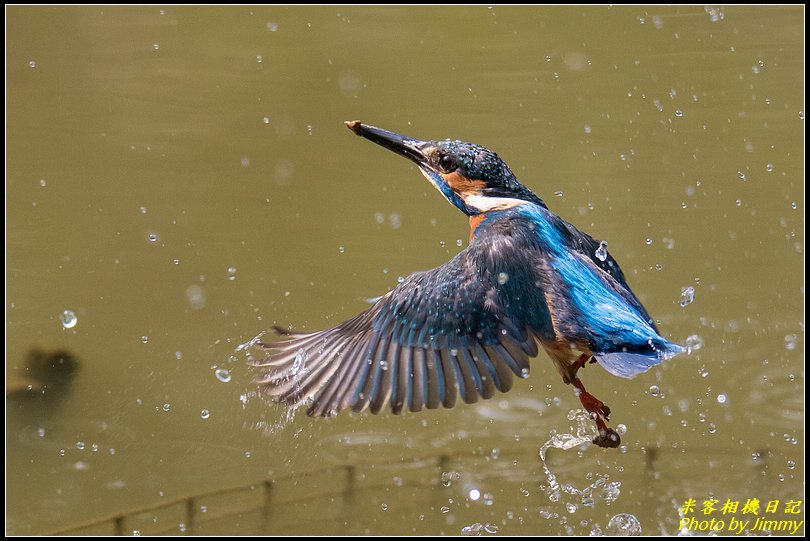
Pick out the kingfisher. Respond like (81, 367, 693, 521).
(252, 121, 684, 448)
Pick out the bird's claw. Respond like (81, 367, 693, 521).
(593, 427, 621, 448)
(571, 375, 621, 449)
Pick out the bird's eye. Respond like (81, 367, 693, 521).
(437, 153, 456, 173)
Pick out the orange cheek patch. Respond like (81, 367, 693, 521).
(442, 172, 485, 194)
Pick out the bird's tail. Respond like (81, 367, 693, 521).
(594, 339, 685, 379)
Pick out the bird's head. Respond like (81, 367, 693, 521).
(346, 121, 545, 216)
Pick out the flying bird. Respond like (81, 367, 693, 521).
(252, 121, 684, 448)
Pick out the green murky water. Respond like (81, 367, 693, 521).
(7, 5, 804, 535)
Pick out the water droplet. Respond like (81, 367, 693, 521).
(648, 385, 660, 396)
(606, 514, 642, 535)
(554, 190, 564, 197)
(28, 60, 37, 68)
(645, 237, 653, 245)
(737, 170, 747, 181)
(266, 22, 278, 31)
(704, 6, 725, 22)
(39, 179, 47, 187)
(162, 403, 170, 412)
(439, 240, 446, 247)
(456, 239, 463, 247)
(338, 245, 345, 253)
(717, 393, 727, 405)
(566, 502, 578, 513)
(262, 116, 270, 124)
(616, 423, 627, 435)
(215, 368, 232, 383)
(490, 448, 500, 460)
(60, 310, 78, 329)
(440, 506, 450, 514)
(255, 55, 263, 64)
(497, 272, 509, 285)
(461, 523, 483, 536)
(707, 423, 717, 434)
(141, 335, 149, 344)
(291, 349, 306, 374)
(679, 286, 695, 307)
(152, 43, 160, 50)
(787, 459, 796, 470)
(76, 441, 85, 450)
(186, 284, 206, 310)
(662, 237, 675, 249)
(468, 488, 481, 501)
(441, 471, 459, 487)
(584, 125, 592, 134)
(381, 503, 388, 511)
(686, 335, 704, 352)
(147, 233, 158, 243)
(388, 212, 402, 229)
(595, 240, 608, 261)
(674, 109, 683, 117)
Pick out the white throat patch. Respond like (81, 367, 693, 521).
(463, 194, 527, 213)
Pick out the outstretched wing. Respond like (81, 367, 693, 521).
(252, 228, 551, 417)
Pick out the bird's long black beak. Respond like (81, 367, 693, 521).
(345, 121, 428, 166)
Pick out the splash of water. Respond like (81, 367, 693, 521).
(538, 409, 597, 502)
(235, 331, 268, 353)
(236, 330, 304, 434)
(538, 409, 621, 507)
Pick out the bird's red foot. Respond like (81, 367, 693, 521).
(570, 367, 621, 449)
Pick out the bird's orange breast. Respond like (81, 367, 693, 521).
(468, 214, 487, 241)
